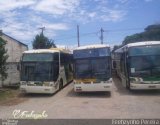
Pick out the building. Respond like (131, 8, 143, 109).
(0, 30, 28, 86)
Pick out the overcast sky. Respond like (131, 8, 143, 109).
(0, 0, 160, 48)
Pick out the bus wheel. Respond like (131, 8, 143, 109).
(59, 79, 63, 90)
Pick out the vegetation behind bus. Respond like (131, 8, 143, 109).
(0, 37, 8, 86)
(112, 24, 160, 52)
(32, 33, 56, 49)
(123, 24, 160, 45)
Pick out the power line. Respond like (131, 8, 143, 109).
(16, 27, 147, 46)
(54, 31, 99, 41)
(0, 27, 144, 34)
(104, 28, 144, 32)
(1, 27, 148, 45)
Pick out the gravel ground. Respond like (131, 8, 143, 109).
(0, 77, 160, 119)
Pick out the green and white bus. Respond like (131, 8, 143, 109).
(114, 41, 160, 90)
(20, 48, 73, 94)
(73, 44, 112, 92)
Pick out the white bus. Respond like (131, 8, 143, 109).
(114, 41, 160, 90)
(20, 48, 73, 94)
(73, 44, 112, 92)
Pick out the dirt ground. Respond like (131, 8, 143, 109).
(0, 88, 27, 106)
(0, 77, 160, 119)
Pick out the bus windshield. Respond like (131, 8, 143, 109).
(75, 57, 111, 80)
(21, 53, 59, 81)
(128, 46, 160, 77)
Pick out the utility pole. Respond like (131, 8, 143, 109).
(100, 28, 104, 44)
(39, 27, 45, 34)
(77, 25, 80, 47)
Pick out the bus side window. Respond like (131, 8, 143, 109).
(54, 53, 59, 61)
(120, 53, 125, 74)
(60, 53, 64, 65)
(53, 53, 59, 80)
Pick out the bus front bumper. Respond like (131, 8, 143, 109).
(74, 83, 112, 92)
(20, 85, 57, 94)
(130, 83, 160, 90)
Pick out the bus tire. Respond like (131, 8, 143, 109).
(59, 79, 63, 90)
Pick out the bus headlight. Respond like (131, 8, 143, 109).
(49, 82, 54, 86)
(108, 78, 112, 83)
(74, 82, 80, 84)
(130, 77, 143, 83)
(74, 80, 81, 84)
(130, 78, 136, 82)
(44, 82, 50, 86)
(20, 81, 26, 85)
(103, 78, 112, 83)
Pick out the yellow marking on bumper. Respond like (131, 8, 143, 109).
(75, 79, 96, 83)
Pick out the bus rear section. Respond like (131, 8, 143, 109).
(73, 44, 112, 92)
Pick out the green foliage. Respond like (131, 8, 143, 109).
(32, 33, 56, 49)
(112, 45, 122, 52)
(0, 37, 8, 82)
(145, 24, 160, 31)
(122, 24, 160, 45)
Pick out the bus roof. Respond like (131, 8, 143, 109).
(23, 48, 71, 54)
(74, 44, 110, 50)
(115, 41, 160, 53)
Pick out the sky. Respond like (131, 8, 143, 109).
(0, 0, 160, 49)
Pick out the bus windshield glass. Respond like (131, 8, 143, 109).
(75, 57, 111, 80)
(128, 45, 160, 77)
(21, 62, 54, 81)
(22, 53, 53, 62)
(74, 47, 110, 59)
(21, 53, 59, 81)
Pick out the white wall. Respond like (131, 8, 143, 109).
(0, 34, 28, 86)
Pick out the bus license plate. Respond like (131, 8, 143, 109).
(148, 86, 156, 88)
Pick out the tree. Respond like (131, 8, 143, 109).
(112, 45, 122, 52)
(0, 37, 8, 87)
(32, 33, 56, 49)
(145, 24, 160, 31)
(122, 24, 160, 45)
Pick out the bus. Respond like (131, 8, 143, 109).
(73, 44, 112, 92)
(20, 48, 73, 94)
(114, 41, 160, 90)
